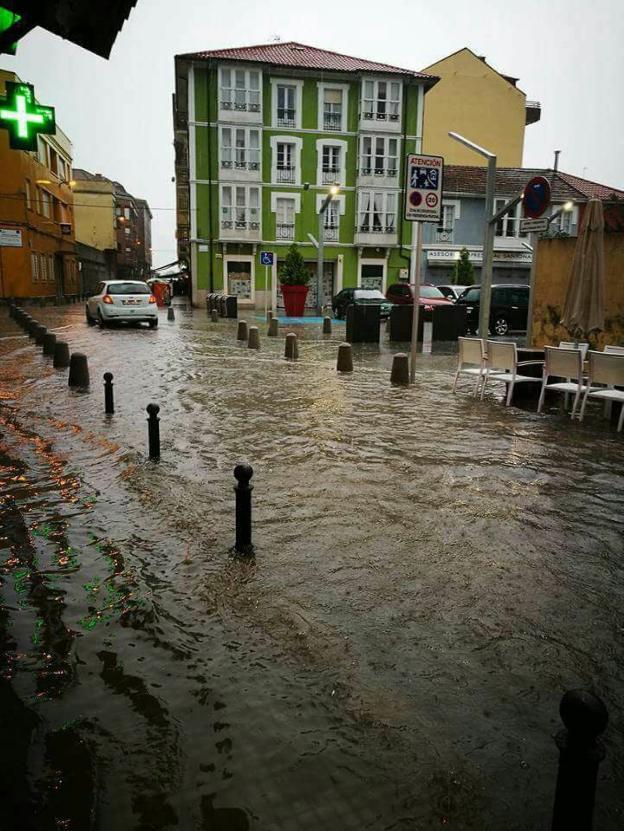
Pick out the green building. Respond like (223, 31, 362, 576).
(173, 42, 438, 309)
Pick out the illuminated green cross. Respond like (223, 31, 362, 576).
(0, 82, 55, 151)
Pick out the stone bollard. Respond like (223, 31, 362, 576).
(268, 317, 278, 337)
(146, 403, 160, 460)
(42, 332, 57, 356)
(390, 353, 410, 386)
(247, 326, 260, 350)
(53, 341, 70, 368)
(167, 306, 175, 321)
(336, 342, 353, 373)
(104, 372, 114, 415)
(322, 316, 332, 335)
(8, 303, 15, 318)
(551, 690, 608, 831)
(34, 324, 47, 346)
(267, 310, 273, 323)
(68, 353, 90, 388)
(211, 309, 219, 323)
(233, 464, 254, 556)
(236, 320, 248, 341)
(284, 332, 299, 360)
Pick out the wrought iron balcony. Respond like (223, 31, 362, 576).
(321, 169, 340, 185)
(276, 223, 294, 240)
(323, 112, 342, 131)
(435, 228, 454, 243)
(277, 109, 296, 128)
(323, 225, 339, 242)
(277, 167, 296, 183)
(359, 224, 396, 234)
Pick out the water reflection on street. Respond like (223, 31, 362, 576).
(1, 303, 623, 830)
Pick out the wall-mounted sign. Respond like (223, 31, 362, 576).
(0, 82, 55, 151)
(520, 217, 549, 233)
(404, 154, 444, 223)
(0, 228, 22, 247)
(427, 248, 532, 265)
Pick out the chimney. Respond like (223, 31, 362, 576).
(553, 150, 561, 172)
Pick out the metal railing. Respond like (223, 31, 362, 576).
(358, 224, 396, 234)
(435, 228, 454, 243)
(321, 169, 340, 184)
(323, 225, 339, 241)
(276, 168, 296, 183)
(358, 165, 398, 177)
(323, 112, 342, 131)
(276, 223, 294, 240)
(277, 109, 295, 127)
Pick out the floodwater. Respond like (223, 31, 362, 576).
(1, 302, 623, 830)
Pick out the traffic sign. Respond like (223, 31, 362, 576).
(0, 82, 55, 151)
(523, 176, 551, 219)
(405, 154, 444, 223)
(520, 217, 549, 233)
(260, 251, 274, 266)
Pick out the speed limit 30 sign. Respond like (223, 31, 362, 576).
(405, 154, 444, 223)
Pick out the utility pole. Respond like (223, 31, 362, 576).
(316, 186, 339, 316)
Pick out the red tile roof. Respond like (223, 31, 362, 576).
(178, 41, 437, 84)
(444, 166, 624, 201)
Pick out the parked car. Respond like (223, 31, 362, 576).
(385, 283, 454, 309)
(455, 284, 530, 336)
(86, 280, 159, 328)
(332, 288, 393, 320)
(437, 284, 469, 302)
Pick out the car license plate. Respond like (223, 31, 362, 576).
(466, 306, 473, 312)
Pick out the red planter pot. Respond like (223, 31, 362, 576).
(281, 284, 309, 317)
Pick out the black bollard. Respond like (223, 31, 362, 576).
(103, 372, 114, 414)
(551, 690, 608, 831)
(146, 403, 160, 460)
(42, 332, 57, 356)
(167, 306, 175, 321)
(68, 353, 90, 388)
(26, 318, 38, 336)
(233, 464, 254, 556)
(34, 324, 47, 345)
(53, 341, 70, 368)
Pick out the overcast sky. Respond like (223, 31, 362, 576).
(3, 0, 623, 267)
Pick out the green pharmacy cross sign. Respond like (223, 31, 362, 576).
(0, 82, 55, 151)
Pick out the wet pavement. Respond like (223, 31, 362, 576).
(1, 302, 623, 830)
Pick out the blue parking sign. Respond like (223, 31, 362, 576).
(260, 251, 274, 266)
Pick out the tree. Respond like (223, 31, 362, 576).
(453, 247, 475, 285)
(280, 243, 310, 285)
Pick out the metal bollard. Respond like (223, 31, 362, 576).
(167, 306, 175, 321)
(233, 464, 254, 556)
(237, 320, 248, 341)
(68, 353, 90, 388)
(284, 332, 299, 360)
(390, 353, 410, 386)
(336, 342, 353, 373)
(247, 326, 260, 349)
(268, 317, 278, 337)
(211, 309, 219, 323)
(551, 690, 608, 831)
(53, 341, 70, 368)
(104, 372, 114, 415)
(34, 324, 48, 345)
(146, 403, 160, 460)
(26, 318, 38, 336)
(42, 332, 57, 356)
(322, 316, 332, 335)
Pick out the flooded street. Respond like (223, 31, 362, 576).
(1, 302, 623, 830)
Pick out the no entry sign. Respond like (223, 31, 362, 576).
(405, 154, 444, 223)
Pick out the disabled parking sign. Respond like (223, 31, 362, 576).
(405, 154, 444, 223)
(260, 251, 274, 266)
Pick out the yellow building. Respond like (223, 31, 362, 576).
(72, 170, 115, 250)
(0, 69, 78, 300)
(422, 48, 540, 167)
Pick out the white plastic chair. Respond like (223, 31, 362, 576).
(604, 345, 624, 355)
(579, 351, 624, 432)
(482, 341, 543, 406)
(537, 347, 586, 418)
(453, 337, 487, 397)
(558, 342, 589, 409)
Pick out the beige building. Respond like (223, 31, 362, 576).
(422, 48, 540, 167)
(73, 170, 116, 250)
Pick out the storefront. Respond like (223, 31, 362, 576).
(424, 246, 533, 285)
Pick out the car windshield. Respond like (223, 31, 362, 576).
(420, 286, 445, 299)
(107, 282, 151, 295)
(461, 288, 481, 303)
(354, 290, 386, 300)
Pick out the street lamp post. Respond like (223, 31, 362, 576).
(317, 185, 339, 316)
(448, 132, 496, 338)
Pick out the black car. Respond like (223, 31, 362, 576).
(332, 288, 393, 320)
(456, 284, 530, 336)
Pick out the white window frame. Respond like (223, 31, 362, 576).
(315, 193, 346, 243)
(223, 253, 255, 303)
(357, 191, 398, 233)
(550, 204, 579, 236)
(220, 185, 261, 233)
(219, 126, 261, 174)
(317, 82, 349, 133)
(358, 135, 399, 178)
(219, 66, 262, 115)
(358, 257, 388, 292)
(360, 78, 402, 126)
(270, 135, 303, 185)
(436, 199, 461, 242)
(495, 198, 527, 240)
(271, 78, 304, 130)
(315, 138, 348, 187)
(31, 252, 39, 282)
(271, 192, 300, 241)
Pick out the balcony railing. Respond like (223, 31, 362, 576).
(323, 112, 342, 131)
(276, 167, 296, 183)
(435, 228, 454, 243)
(358, 224, 396, 234)
(361, 110, 400, 123)
(321, 169, 340, 184)
(277, 108, 296, 127)
(220, 96, 261, 113)
(276, 223, 295, 240)
(221, 159, 260, 171)
(358, 165, 398, 177)
(323, 225, 339, 242)
(221, 215, 260, 232)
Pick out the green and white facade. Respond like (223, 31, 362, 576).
(173, 43, 438, 308)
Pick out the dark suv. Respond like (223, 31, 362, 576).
(456, 284, 529, 336)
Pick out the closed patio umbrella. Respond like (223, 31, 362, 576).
(561, 198, 605, 339)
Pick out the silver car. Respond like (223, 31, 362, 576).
(437, 285, 469, 302)
(86, 280, 159, 328)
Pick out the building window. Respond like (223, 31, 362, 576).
(550, 205, 578, 236)
(436, 204, 456, 243)
(359, 136, 398, 176)
(25, 179, 31, 210)
(323, 88, 343, 131)
(37, 137, 48, 167)
(31, 252, 39, 282)
(124, 207, 130, 220)
(220, 68, 261, 113)
(276, 84, 296, 127)
(323, 200, 340, 242)
(495, 199, 527, 238)
(361, 79, 401, 122)
(48, 255, 55, 282)
(276, 142, 295, 183)
(275, 197, 295, 240)
(221, 185, 260, 230)
(358, 191, 397, 233)
(360, 263, 384, 291)
(40, 189, 51, 218)
(221, 127, 260, 171)
(226, 260, 253, 299)
(320, 145, 341, 185)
